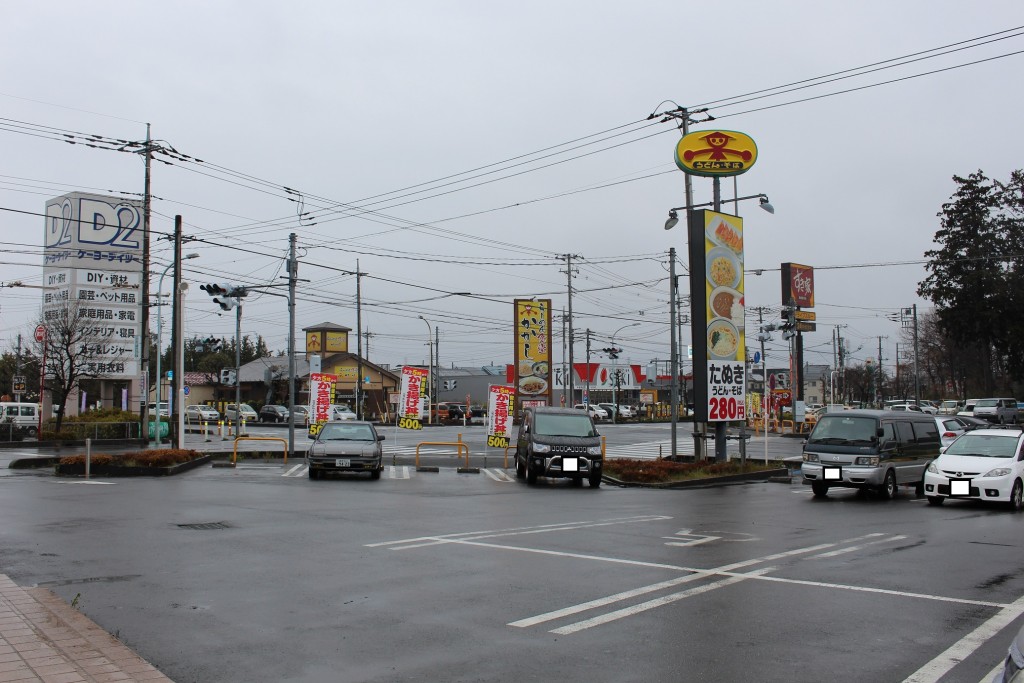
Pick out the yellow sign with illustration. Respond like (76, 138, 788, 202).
(675, 130, 758, 177)
(514, 299, 552, 404)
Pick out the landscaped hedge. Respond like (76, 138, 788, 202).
(603, 458, 780, 484)
(59, 448, 200, 468)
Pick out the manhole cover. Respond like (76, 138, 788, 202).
(177, 522, 232, 530)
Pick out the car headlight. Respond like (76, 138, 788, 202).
(855, 456, 880, 466)
(803, 453, 818, 462)
(983, 467, 1012, 477)
(587, 445, 602, 456)
(533, 443, 551, 454)
(927, 462, 938, 473)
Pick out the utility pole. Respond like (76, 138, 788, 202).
(139, 123, 153, 437)
(14, 334, 23, 402)
(558, 254, 580, 405)
(355, 261, 364, 420)
(912, 304, 920, 401)
(561, 308, 568, 407)
(434, 325, 440, 404)
(287, 233, 297, 458)
(584, 329, 592, 405)
(877, 335, 887, 407)
(668, 248, 679, 459)
(170, 215, 183, 437)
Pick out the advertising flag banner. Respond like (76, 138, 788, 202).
(689, 209, 747, 423)
(398, 366, 428, 430)
(486, 385, 515, 448)
(514, 299, 552, 407)
(308, 372, 337, 437)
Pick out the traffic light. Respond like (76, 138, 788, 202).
(200, 283, 247, 311)
(780, 305, 796, 340)
(602, 347, 622, 359)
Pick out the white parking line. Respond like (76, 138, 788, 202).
(902, 594, 1024, 683)
(282, 464, 305, 477)
(550, 568, 776, 635)
(808, 535, 907, 558)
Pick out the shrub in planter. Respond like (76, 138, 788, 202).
(59, 448, 200, 468)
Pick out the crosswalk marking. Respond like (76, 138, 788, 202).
(482, 468, 514, 482)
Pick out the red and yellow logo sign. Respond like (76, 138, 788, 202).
(675, 130, 758, 177)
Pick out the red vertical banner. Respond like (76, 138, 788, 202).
(398, 366, 428, 430)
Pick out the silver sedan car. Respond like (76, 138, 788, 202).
(306, 421, 384, 480)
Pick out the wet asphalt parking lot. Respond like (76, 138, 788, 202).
(1, 427, 1023, 682)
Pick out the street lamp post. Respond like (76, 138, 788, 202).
(418, 315, 433, 424)
(154, 253, 198, 444)
(610, 322, 640, 424)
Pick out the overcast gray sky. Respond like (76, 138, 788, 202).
(2, 1, 1022, 377)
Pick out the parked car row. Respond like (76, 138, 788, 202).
(802, 408, 1024, 511)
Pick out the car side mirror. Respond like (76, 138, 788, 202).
(377, 434, 385, 441)
(876, 428, 885, 437)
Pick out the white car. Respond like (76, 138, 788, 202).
(923, 427, 1024, 510)
(185, 404, 220, 422)
(573, 404, 608, 420)
(934, 416, 966, 448)
(225, 403, 258, 423)
(329, 404, 357, 421)
(598, 403, 635, 420)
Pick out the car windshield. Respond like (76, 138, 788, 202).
(319, 424, 375, 441)
(976, 399, 999, 407)
(534, 413, 596, 437)
(944, 434, 1018, 458)
(807, 416, 877, 445)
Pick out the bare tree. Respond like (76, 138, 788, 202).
(33, 302, 126, 431)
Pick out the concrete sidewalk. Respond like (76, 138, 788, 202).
(0, 574, 171, 683)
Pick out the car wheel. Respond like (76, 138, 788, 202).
(308, 468, 318, 480)
(526, 465, 537, 485)
(1010, 479, 1023, 512)
(27, 426, 37, 437)
(515, 452, 525, 480)
(879, 469, 898, 500)
(370, 468, 381, 480)
(589, 471, 602, 488)
(811, 480, 829, 498)
(927, 495, 944, 506)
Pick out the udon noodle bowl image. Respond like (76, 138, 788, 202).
(710, 256, 737, 288)
(708, 321, 739, 358)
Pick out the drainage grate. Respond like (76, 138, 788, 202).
(177, 521, 232, 530)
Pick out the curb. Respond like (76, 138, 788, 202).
(54, 453, 214, 477)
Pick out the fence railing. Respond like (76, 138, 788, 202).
(41, 421, 143, 441)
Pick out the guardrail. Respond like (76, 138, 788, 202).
(415, 433, 469, 469)
(231, 436, 289, 465)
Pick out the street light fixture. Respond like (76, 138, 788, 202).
(154, 253, 198, 444)
(610, 322, 640, 424)
(417, 315, 433, 424)
(664, 193, 774, 230)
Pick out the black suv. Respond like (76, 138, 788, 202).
(514, 406, 603, 487)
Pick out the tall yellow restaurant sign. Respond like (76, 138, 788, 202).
(675, 130, 758, 177)
(513, 299, 552, 407)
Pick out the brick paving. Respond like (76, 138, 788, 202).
(0, 574, 172, 683)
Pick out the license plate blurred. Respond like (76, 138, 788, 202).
(562, 457, 578, 472)
(335, 459, 351, 467)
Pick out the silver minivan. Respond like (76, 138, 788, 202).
(802, 409, 941, 499)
